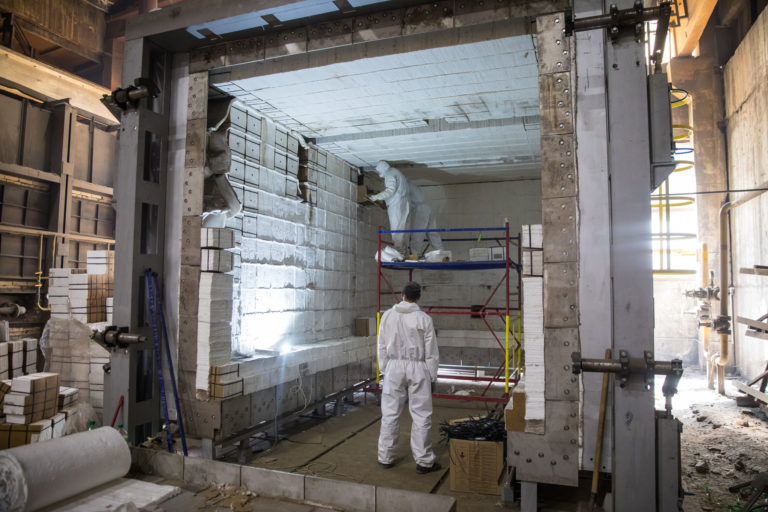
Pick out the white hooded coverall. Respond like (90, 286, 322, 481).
(377, 300, 439, 466)
(369, 161, 443, 256)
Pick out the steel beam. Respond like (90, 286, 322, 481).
(605, 1, 656, 509)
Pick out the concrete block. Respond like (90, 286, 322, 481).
(305, 476, 375, 512)
(131, 447, 183, 481)
(184, 456, 241, 487)
(242, 466, 305, 501)
(375, 486, 456, 512)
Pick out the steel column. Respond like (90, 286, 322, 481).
(605, 3, 656, 509)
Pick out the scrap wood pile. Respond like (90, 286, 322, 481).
(439, 410, 506, 443)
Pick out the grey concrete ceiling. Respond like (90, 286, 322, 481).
(217, 35, 540, 185)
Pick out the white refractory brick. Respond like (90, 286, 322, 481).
(522, 224, 543, 249)
(201, 228, 235, 249)
(469, 248, 491, 261)
(49, 268, 71, 278)
(522, 250, 544, 277)
(198, 299, 233, 323)
(201, 249, 234, 273)
(522, 277, 544, 424)
(199, 272, 234, 297)
(86, 250, 111, 275)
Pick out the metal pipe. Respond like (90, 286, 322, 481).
(0, 303, 25, 317)
(0, 225, 115, 245)
(572, 5, 669, 32)
(717, 180, 768, 370)
(714, 180, 768, 393)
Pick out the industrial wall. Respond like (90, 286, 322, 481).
(724, 6, 768, 380)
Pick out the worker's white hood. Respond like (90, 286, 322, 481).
(394, 301, 420, 314)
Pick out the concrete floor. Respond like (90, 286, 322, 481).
(220, 393, 594, 511)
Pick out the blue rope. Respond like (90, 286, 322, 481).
(152, 272, 188, 456)
(145, 269, 173, 453)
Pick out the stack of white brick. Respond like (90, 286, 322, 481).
(197, 228, 235, 393)
(106, 297, 113, 325)
(522, 276, 544, 433)
(48, 269, 71, 320)
(68, 272, 89, 323)
(522, 224, 543, 277)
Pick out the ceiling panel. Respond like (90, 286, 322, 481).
(217, 34, 541, 184)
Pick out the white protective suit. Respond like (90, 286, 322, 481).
(369, 161, 443, 257)
(377, 300, 439, 466)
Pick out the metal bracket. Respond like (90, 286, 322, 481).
(572, 351, 683, 399)
(91, 326, 147, 350)
(566, 1, 672, 48)
(713, 314, 731, 335)
(101, 77, 159, 117)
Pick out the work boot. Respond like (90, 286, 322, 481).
(416, 461, 442, 474)
(379, 461, 395, 469)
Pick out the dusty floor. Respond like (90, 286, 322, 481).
(670, 369, 768, 511)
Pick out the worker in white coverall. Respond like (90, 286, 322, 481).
(377, 281, 441, 473)
(369, 161, 443, 258)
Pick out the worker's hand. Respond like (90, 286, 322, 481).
(431, 381, 436, 394)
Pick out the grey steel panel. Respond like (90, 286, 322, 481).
(71, 119, 91, 181)
(536, 14, 571, 75)
(541, 134, 576, 199)
(574, 14, 613, 474)
(656, 414, 683, 512)
(544, 328, 579, 401)
(605, 3, 656, 508)
(542, 196, 578, 263)
(539, 72, 574, 134)
(648, 73, 676, 190)
(543, 262, 579, 328)
(508, 401, 579, 486)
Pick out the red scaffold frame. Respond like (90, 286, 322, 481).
(368, 221, 522, 404)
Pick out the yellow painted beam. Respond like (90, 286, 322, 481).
(672, 0, 718, 56)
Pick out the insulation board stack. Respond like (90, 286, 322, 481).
(68, 272, 89, 323)
(522, 224, 543, 277)
(0, 379, 11, 412)
(0, 420, 53, 448)
(58, 386, 79, 410)
(23, 339, 38, 374)
(198, 228, 236, 396)
(0, 341, 25, 379)
(48, 268, 71, 320)
(86, 250, 114, 323)
(3, 372, 59, 424)
(522, 277, 544, 433)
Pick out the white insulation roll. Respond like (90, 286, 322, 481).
(0, 426, 131, 512)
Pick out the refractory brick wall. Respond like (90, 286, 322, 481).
(221, 101, 387, 354)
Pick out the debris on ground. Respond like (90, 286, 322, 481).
(676, 370, 768, 511)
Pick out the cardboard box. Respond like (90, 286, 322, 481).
(449, 439, 504, 495)
(0, 419, 53, 448)
(504, 390, 526, 432)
